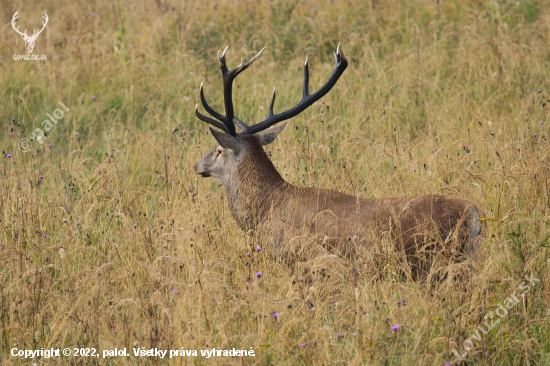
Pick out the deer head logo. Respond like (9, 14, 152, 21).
(12, 11, 49, 54)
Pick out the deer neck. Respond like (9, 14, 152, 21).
(223, 150, 290, 231)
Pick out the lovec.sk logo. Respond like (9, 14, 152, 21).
(12, 11, 48, 61)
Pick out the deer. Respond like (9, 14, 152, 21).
(193, 44, 483, 277)
(12, 11, 49, 54)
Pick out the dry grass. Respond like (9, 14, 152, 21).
(1, 0, 550, 364)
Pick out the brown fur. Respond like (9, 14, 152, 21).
(196, 133, 483, 271)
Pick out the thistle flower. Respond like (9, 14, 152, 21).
(272, 312, 277, 319)
(391, 324, 400, 332)
(6, 154, 11, 158)
(39, 175, 44, 180)
(171, 289, 177, 293)
(255, 246, 262, 252)
(92, 96, 96, 100)
(255, 271, 262, 279)
(301, 343, 306, 348)
(337, 333, 342, 340)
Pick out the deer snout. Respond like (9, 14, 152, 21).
(194, 162, 210, 177)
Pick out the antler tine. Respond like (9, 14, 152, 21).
(199, 82, 225, 122)
(247, 44, 348, 135)
(268, 87, 276, 117)
(303, 55, 310, 98)
(196, 47, 265, 136)
(194, 104, 229, 133)
(233, 117, 249, 132)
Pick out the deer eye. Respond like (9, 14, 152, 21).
(215, 150, 222, 158)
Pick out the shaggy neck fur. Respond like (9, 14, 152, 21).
(223, 134, 291, 230)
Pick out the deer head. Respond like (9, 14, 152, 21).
(194, 45, 348, 187)
(12, 11, 49, 54)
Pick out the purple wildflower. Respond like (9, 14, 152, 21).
(534, 133, 538, 137)
(171, 289, 177, 293)
(92, 96, 96, 100)
(48, 143, 52, 147)
(401, 298, 405, 305)
(39, 175, 44, 180)
(444, 363, 452, 366)
(43, 234, 47, 238)
(255, 271, 262, 279)
(6, 154, 11, 158)
(391, 324, 400, 332)
(301, 343, 306, 348)
(272, 312, 278, 319)
(246, 252, 250, 257)
(255, 246, 262, 252)
(337, 333, 342, 340)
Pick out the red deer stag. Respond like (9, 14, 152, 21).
(194, 45, 482, 274)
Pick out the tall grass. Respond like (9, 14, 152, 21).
(1, 0, 549, 364)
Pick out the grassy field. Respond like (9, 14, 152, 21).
(1, 0, 550, 364)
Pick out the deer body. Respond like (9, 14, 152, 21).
(194, 45, 482, 267)
(196, 132, 482, 261)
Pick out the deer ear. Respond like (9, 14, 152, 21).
(210, 128, 243, 153)
(256, 123, 287, 146)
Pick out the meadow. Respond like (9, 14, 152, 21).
(1, 0, 549, 364)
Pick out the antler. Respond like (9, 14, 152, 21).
(195, 44, 347, 136)
(30, 13, 48, 40)
(246, 44, 347, 134)
(11, 11, 28, 38)
(195, 46, 264, 136)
